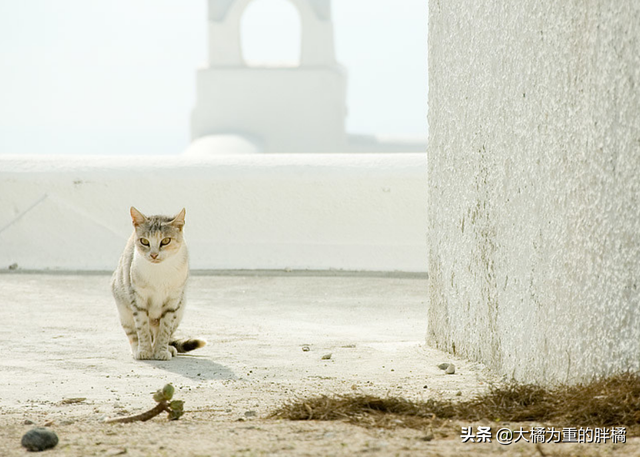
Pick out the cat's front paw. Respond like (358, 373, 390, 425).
(134, 347, 153, 360)
(152, 349, 173, 361)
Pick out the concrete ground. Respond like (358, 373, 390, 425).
(0, 272, 630, 456)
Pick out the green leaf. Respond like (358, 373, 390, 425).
(169, 400, 184, 411)
(162, 384, 175, 401)
(153, 390, 165, 403)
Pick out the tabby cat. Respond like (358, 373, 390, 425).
(111, 207, 205, 360)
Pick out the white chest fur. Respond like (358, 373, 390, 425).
(131, 245, 188, 316)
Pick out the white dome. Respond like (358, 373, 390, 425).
(183, 134, 263, 155)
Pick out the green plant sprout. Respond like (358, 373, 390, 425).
(105, 384, 184, 423)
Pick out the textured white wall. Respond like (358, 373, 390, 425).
(0, 154, 427, 272)
(427, 1, 640, 383)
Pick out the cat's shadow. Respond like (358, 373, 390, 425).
(142, 355, 238, 381)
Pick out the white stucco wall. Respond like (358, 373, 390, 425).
(427, 2, 640, 383)
(0, 154, 427, 272)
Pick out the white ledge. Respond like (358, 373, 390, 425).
(0, 154, 427, 272)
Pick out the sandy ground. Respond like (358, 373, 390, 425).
(1, 272, 636, 456)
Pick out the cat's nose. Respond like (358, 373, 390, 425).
(150, 253, 158, 259)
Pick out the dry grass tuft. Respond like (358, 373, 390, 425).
(270, 373, 640, 433)
(270, 394, 456, 430)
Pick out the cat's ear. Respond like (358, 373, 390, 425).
(130, 207, 147, 227)
(171, 208, 186, 231)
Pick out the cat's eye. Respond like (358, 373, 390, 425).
(160, 238, 171, 246)
(139, 238, 150, 246)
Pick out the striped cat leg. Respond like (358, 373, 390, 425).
(131, 303, 153, 360)
(152, 308, 181, 360)
(115, 298, 140, 356)
(121, 323, 139, 354)
(114, 295, 145, 358)
(152, 297, 184, 360)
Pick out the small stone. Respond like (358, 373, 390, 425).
(456, 391, 462, 396)
(244, 410, 257, 418)
(445, 363, 456, 374)
(302, 346, 310, 352)
(421, 429, 435, 441)
(8, 262, 18, 270)
(60, 397, 86, 405)
(105, 448, 127, 456)
(21, 427, 59, 452)
(437, 363, 450, 370)
(23, 419, 35, 425)
(321, 353, 332, 360)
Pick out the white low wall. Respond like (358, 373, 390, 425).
(0, 154, 427, 272)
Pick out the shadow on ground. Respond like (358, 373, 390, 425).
(142, 355, 237, 381)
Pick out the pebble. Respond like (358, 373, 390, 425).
(321, 353, 332, 360)
(21, 427, 59, 452)
(23, 419, 35, 425)
(445, 363, 456, 375)
(437, 363, 450, 370)
(421, 428, 435, 441)
(60, 397, 86, 405)
(301, 346, 310, 352)
(8, 262, 18, 270)
(244, 410, 257, 418)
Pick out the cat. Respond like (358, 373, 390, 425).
(111, 207, 206, 360)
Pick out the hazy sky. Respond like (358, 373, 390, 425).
(0, 0, 427, 155)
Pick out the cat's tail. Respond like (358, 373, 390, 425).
(170, 338, 207, 353)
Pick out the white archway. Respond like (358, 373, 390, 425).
(206, 0, 337, 67)
(192, 0, 347, 152)
(240, 0, 302, 67)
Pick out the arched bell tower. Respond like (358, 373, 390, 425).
(191, 0, 347, 153)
